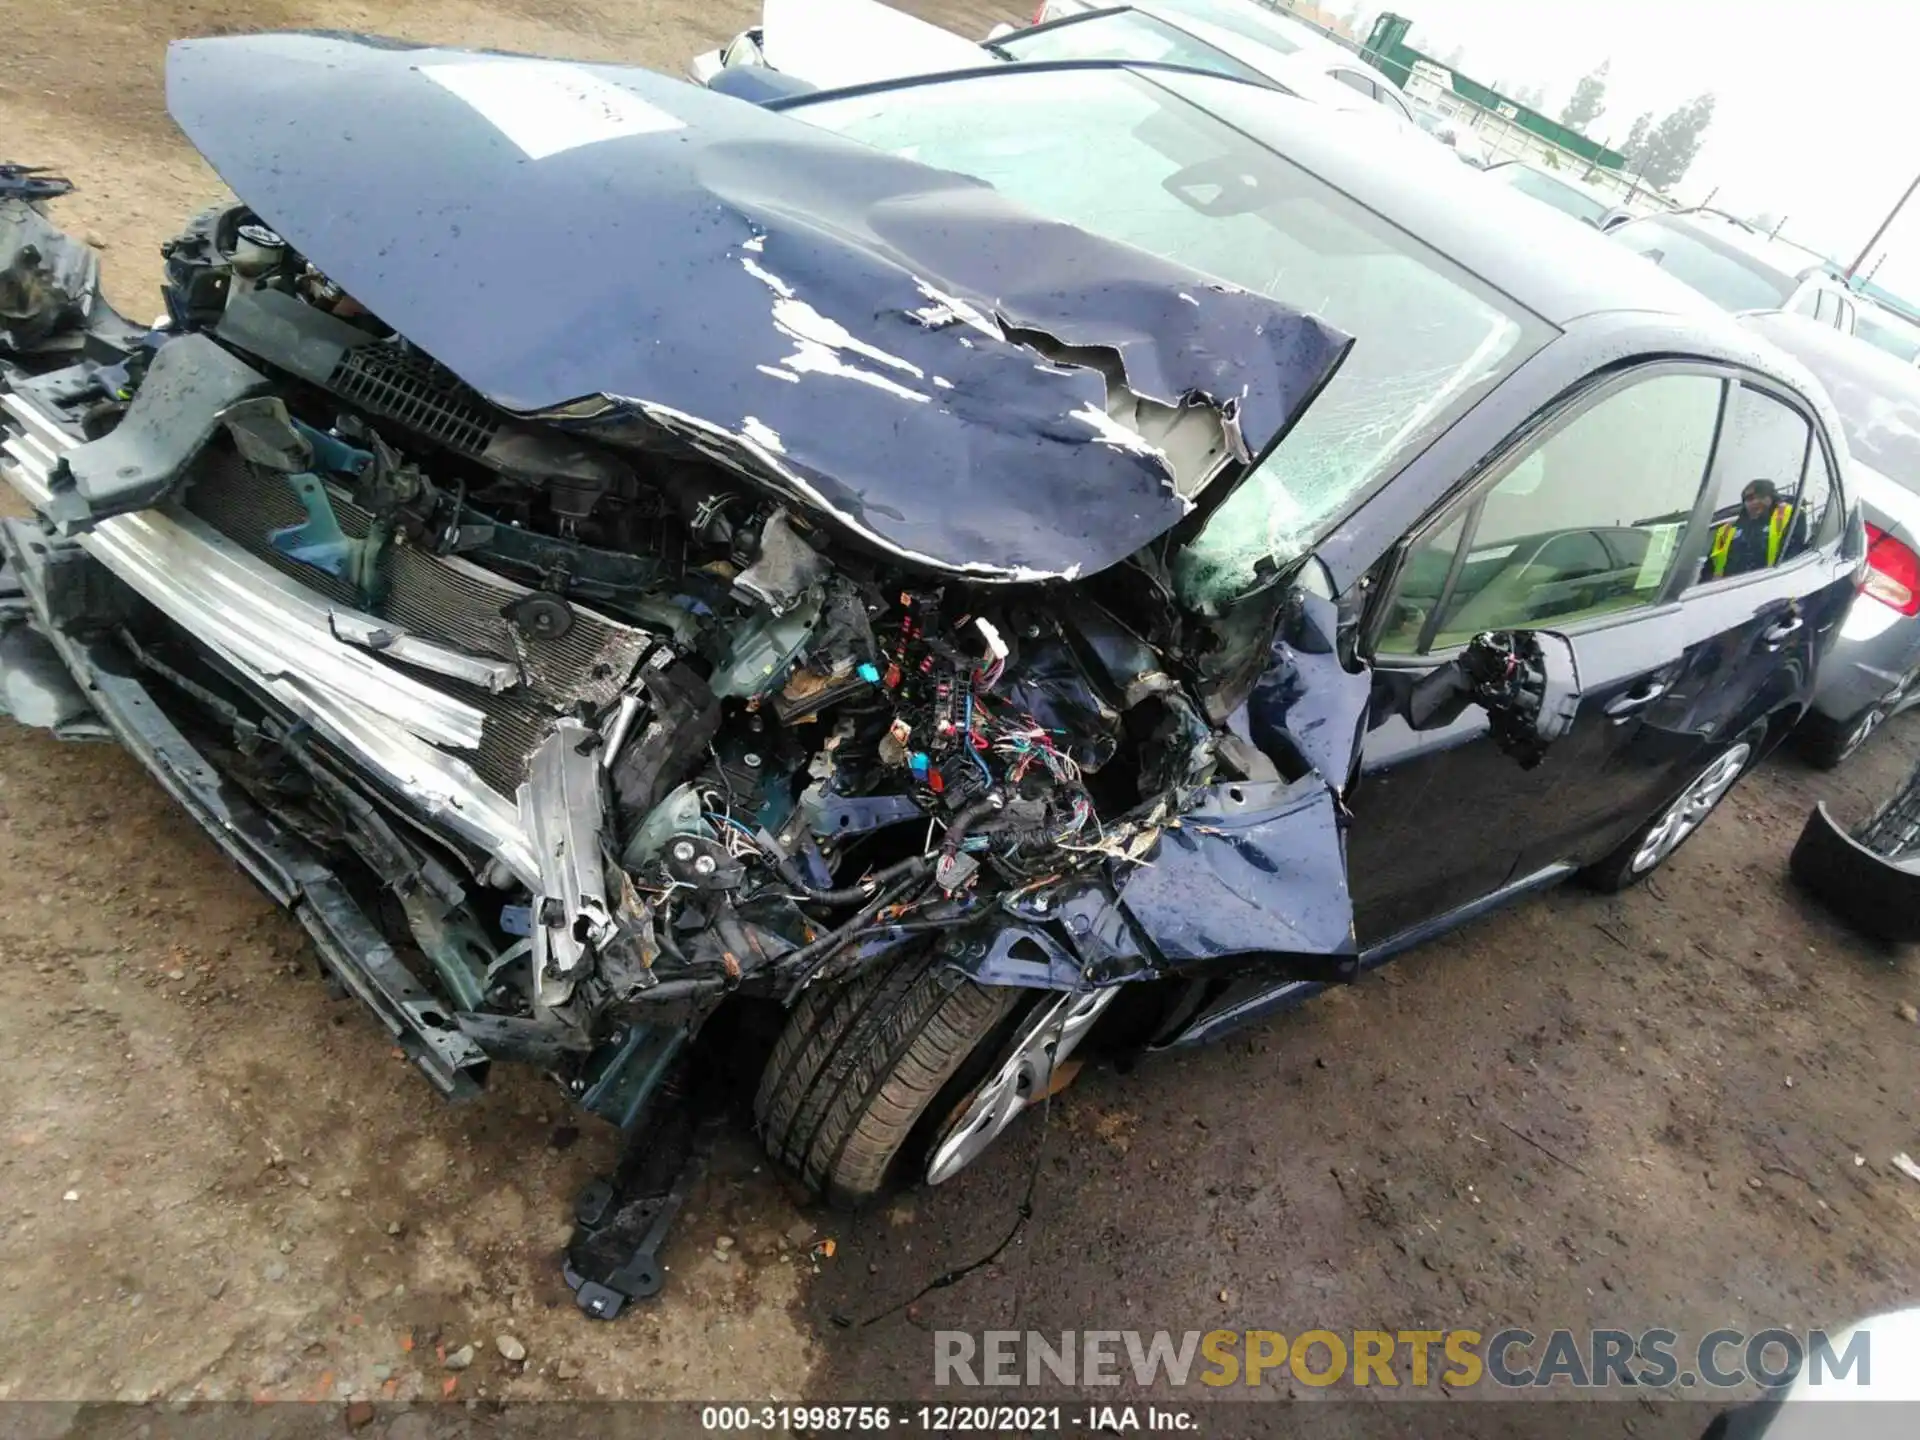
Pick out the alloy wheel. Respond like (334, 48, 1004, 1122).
(1630, 743, 1753, 876)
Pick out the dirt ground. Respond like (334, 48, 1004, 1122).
(2, 0, 1918, 1428)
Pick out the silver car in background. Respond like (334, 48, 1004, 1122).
(1030, 0, 1419, 117)
(1607, 210, 1861, 334)
(1852, 295, 1920, 366)
(1483, 159, 1612, 226)
(1742, 310, 1920, 765)
(692, 1, 1448, 158)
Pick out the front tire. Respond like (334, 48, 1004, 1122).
(755, 947, 1021, 1209)
(1579, 728, 1760, 893)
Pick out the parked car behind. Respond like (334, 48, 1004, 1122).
(0, 44, 1863, 1211)
(1410, 105, 1489, 166)
(1740, 311, 1920, 765)
(1607, 210, 1860, 332)
(1027, 0, 1418, 117)
(1483, 160, 1613, 226)
(694, 0, 1445, 156)
(1851, 295, 1920, 366)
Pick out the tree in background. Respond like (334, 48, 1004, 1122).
(1638, 94, 1716, 189)
(1559, 60, 1610, 134)
(1513, 84, 1549, 112)
(1442, 43, 1468, 70)
(1621, 111, 1655, 171)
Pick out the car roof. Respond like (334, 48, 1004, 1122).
(1134, 71, 1736, 328)
(1617, 209, 1839, 285)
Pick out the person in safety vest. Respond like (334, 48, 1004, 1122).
(1706, 479, 1796, 579)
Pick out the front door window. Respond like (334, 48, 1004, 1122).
(1379, 372, 1725, 654)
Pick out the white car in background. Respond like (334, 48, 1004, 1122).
(1852, 294, 1920, 366)
(1027, 0, 1417, 118)
(691, 0, 1446, 157)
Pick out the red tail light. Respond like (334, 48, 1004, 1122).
(1031, 2, 1048, 22)
(1864, 522, 1920, 616)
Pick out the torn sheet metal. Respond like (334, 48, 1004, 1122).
(164, 33, 1351, 582)
(519, 719, 619, 1004)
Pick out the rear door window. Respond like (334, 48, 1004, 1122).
(1694, 386, 1812, 583)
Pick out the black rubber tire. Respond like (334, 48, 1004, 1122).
(755, 948, 1020, 1209)
(1792, 706, 1880, 771)
(1578, 725, 1763, 894)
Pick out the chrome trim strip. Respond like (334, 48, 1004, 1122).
(327, 611, 520, 694)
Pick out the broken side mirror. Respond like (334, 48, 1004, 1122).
(1405, 629, 1580, 770)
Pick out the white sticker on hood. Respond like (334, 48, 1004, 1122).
(419, 59, 684, 160)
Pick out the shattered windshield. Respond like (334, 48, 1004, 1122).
(789, 65, 1539, 607)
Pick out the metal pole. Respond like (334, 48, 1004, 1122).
(1848, 170, 1920, 280)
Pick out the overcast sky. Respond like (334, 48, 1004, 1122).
(1381, 0, 1920, 292)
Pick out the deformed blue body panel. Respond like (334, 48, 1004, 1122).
(164, 34, 1351, 581)
(1114, 778, 1356, 963)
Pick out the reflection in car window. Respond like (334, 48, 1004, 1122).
(790, 68, 1544, 611)
(998, 10, 1268, 84)
(1814, 289, 1842, 326)
(1611, 220, 1796, 312)
(1698, 388, 1811, 582)
(1490, 165, 1608, 225)
(1380, 374, 1724, 653)
(1330, 69, 1378, 99)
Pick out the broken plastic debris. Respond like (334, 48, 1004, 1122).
(809, 1238, 837, 1262)
(1894, 1153, 1920, 1184)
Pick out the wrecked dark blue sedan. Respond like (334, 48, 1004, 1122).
(0, 39, 1864, 1241)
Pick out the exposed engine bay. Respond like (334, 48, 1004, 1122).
(1, 191, 1362, 1123)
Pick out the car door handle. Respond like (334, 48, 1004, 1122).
(1604, 679, 1670, 719)
(1762, 615, 1804, 646)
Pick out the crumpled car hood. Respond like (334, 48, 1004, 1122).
(165, 33, 1351, 581)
